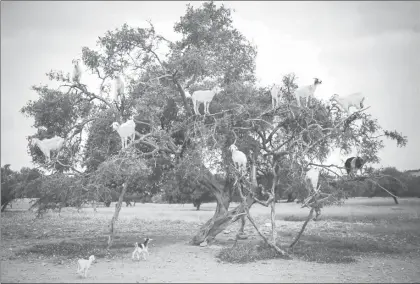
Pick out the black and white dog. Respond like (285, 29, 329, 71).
(344, 156, 366, 177)
(132, 238, 153, 261)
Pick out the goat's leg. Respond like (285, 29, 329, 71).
(192, 100, 197, 115)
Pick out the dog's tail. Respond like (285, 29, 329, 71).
(134, 242, 139, 248)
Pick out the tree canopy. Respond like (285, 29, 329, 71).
(19, 1, 407, 247)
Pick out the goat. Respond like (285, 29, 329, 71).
(113, 75, 125, 102)
(72, 59, 82, 83)
(186, 86, 222, 115)
(132, 238, 153, 261)
(271, 84, 282, 109)
(302, 167, 322, 220)
(31, 136, 65, 162)
(229, 144, 247, 174)
(293, 78, 322, 107)
(111, 119, 136, 149)
(344, 156, 366, 177)
(331, 92, 365, 114)
(77, 255, 95, 278)
(305, 167, 321, 193)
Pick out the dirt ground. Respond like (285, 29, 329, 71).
(2, 198, 420, 283)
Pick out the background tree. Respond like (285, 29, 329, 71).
(1, 164, 17, 211)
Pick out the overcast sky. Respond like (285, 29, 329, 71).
(1, 1, 420, 172)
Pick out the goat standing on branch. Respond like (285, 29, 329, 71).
(113, 75, 125, 103)
(112, 119, 136, 149)
(72, 59, 82, 83)
(271, 84, 282, 109)
(229, 144, 247, 175)
(301, 167, 323, 220)
(305, 167, 321, 194)
(331, 92, 366, 114)
(344, 156, 366, 178)
(293, 78, 322, 107)
(31, 136, 65, 163)
(186, 86, 222, 115)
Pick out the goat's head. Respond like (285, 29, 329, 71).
(30, 137, 40, 147)
(271, 84, 280, 92)
(88, 255, 95, 262)
(72, 59, 80, 66)
(229, 144, 238, 152)
(313, 78, 322, 85)
(111, 122, 120, 130)
(212, 86, 222, 94)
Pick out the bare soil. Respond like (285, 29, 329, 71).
(2, 198, 420, 283)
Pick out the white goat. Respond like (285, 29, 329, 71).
(331, 92, 365, 114)
(72, 60, 82, 83)
(305, 167, 321, 193)
(112, 119, 136, 149)
(294, 78, 322, 107)
(187, 86, 222, 115)
(77, 255, 95, 278)
(31, 136, 65, 162)
(113, 75, 125, 102)
(271, 84, 282, 109)
(229, 144, 247, 174)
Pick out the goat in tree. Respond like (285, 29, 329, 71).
(186, 86, 222, 115)
(229, 144, 247, 174)
(31, 136, 65, 163)
(111, 119, 136, 149)
(293, 78, 322, 107)
(113, 75, 125, 103)
(331, 92, 366, 114)
(271, 84, 282, 109)
(301, 167, 323, 220)
(72, 59, 82, 83)
(344, 156, 366, 178)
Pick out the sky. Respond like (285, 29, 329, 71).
(1, 1, 420, 172)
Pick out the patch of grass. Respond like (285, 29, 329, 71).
(290, 241, 356, 263)
(217, 242, 286, 264)
(16, 240, 109, 259)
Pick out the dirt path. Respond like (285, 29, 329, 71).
(2, 240, 420, 283)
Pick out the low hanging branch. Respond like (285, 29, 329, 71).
(289, 207, 315, 248)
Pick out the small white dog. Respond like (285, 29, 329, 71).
(132, 238, 153, 261)
(77, 255, 95, 278)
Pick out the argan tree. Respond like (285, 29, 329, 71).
(20, 1, 407, 251)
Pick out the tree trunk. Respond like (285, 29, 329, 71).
(191, 191, 254, 245)
(270, 197, 277, 243)
(107, 183, 128, 249)
(270, 170, 279, 243)
(1, 202, 9, 212)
